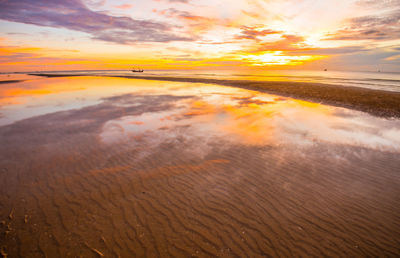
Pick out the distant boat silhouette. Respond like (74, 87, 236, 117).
(132, 67, 144, 72)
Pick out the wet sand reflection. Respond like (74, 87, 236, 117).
(0, 76, 400, 257)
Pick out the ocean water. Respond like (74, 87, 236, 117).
(12, 69, 400, 92)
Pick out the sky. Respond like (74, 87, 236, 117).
(0, 0, 399, 72)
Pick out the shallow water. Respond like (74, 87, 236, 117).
(0, 77, 399, 257)
(22, 69, 400, 92)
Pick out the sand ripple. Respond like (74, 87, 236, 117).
(1, 85, 399, 257)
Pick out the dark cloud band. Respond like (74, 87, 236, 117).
(0, 0, 191, 44)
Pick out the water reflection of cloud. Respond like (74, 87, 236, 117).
(276, 105, 400, 152)
(2, 76, 400, 157)
(99, 89, 400, 154)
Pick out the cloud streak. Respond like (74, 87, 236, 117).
(0, 0, 191, 44)
(235, 26, 281, 41)
(355, 0, 400, 8)
(250, 34, 308, 52)
(114, 4, 133, 9)
(293, 46, 367, 55)
(154, 0, 190, 3)
(326, 10, 400, 41)
(156, 8, 219, 34)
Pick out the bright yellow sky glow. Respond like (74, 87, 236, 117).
(240, 51, 325, 66)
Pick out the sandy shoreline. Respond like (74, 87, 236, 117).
(1, 76, 400, 256)
(30, 73, 400, 118)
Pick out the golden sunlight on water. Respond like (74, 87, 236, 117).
(1, 76, 400, 257)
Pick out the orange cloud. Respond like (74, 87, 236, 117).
(129, 121, 144, 125)
(0, 43, 102, 71)
(156, 8, 218, 34)
(251, 34, 310, 52)
(114, 4, 133, 9)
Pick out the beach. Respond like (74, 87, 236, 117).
(0, 75, 400, 257)
(2, 0, 400, 255)
(31, 73, 400, 118)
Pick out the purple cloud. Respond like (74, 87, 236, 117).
(326, 10, 400, 41)
(157, 0, 190, 3)
(355, 0, 400, 8)
(235, 26, 282, 41)
(0, 0, 191, 44)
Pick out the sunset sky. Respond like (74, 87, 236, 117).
(0, 0, 399, 72)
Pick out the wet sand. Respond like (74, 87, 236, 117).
(31, 73, 400, 118)
(1, 77, 400, 257)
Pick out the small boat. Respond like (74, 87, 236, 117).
(132, 67, 144, 72)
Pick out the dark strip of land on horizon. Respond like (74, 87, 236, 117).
(0, 80, 24, 84)
(29, 73, 400, 118)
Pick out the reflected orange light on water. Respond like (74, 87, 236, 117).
(0, 76, 165, 106)
(221, 103, 276, 144)
(3, 76, 399, 152)
(174, 96, 334, 146)
(183, 100, 217, 117)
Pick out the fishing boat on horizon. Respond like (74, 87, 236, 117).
(132, 67, 144, 72)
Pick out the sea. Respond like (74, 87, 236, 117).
(5, 69, 399, 92)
